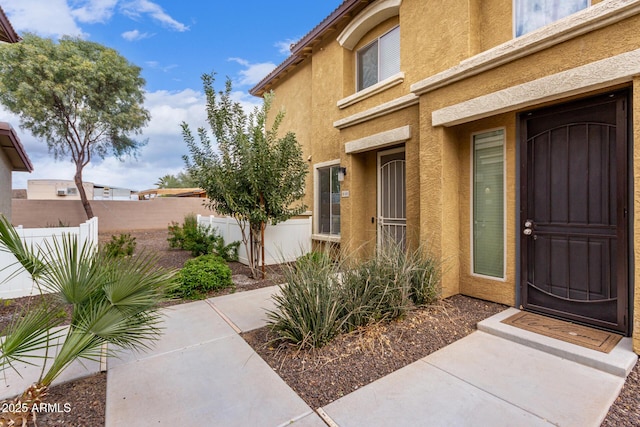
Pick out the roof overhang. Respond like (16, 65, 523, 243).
(0, 6, 20, 44)
(0, 123, 33, 172)
(250, 0, 373, 97)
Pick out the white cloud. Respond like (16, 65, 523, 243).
(120, 0, 188, 32)
(274, 38, 298, 56)
(3, 0, 85, 38)
(228, 58, 276, 87)
(71, 0, 118, 24)
(121, 29, 152, 41)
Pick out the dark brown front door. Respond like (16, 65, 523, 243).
(520, 91, 629, 334)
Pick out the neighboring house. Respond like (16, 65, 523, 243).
(27, 179, 134, 201)
(0, 9, 30, 222)
(0, 124, 32, 222)
(251, 0, 640, 353)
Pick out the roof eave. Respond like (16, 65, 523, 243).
(0, 6, 20, 44)
(0, 123, 33, 172)
(250, 0, 372, 97)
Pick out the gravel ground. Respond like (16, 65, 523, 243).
(0, 229, 637, 426)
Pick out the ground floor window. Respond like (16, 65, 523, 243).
(472, 129, 505, 278)
(318, 165, 341, 235)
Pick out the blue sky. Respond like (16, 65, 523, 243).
(5, 0, 342, 190)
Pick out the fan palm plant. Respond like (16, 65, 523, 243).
(0, 215, 176, 425)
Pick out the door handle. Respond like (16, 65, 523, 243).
(523, 228, 532, 236)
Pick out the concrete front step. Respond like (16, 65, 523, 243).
(478, 308, 638, 377)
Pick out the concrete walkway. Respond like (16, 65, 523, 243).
(3, 285, 632, 426)
(102, 286, 638, 426)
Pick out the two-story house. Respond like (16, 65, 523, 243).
(251, 0, 640, 354)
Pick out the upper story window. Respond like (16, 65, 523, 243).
(515, 0, 589, 37)
(357, 26, 400, 92)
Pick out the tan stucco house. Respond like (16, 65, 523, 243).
(251, 0, 640, 353)
(0, 9, 31, 222)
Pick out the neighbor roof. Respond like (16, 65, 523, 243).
(0, 122, 33, 172)
(0, 6, 19, 44)
(250, 0, 373, 96)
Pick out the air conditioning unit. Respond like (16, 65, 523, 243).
(57, 188, 68, 196)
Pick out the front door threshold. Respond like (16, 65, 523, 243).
(478, 308, 637, 378)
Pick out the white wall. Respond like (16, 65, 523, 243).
(197, 215, 312, 265)
(0, 217, 98, 299)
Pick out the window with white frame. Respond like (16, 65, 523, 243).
(318, 165, 341, 235)
(472, 130, 504, 278)
(357, 26, 400, 92)
(514, 0, 589, 37)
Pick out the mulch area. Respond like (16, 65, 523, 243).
(0, 229, 637, 426)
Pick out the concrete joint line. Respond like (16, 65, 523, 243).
(275, 410, 317, 427)
(423, 360, 551, 425)
(316, 407, 340, 427)
(206, 300, 243, 334)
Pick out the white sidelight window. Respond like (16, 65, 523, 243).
(357, 26, 400, 91)
(514, 0, 590, 37)
(472, 129, 505, 278)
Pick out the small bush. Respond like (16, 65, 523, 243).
(173, 254, 233, 299)
(168, 214, 240, 260)
(268, 241, 441, 349)
(104, 233, 136, 258)
(268, 251, 344, 348)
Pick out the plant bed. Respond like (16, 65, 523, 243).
(243, 294, 507, 409)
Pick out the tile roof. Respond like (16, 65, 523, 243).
(250, 0, 373, 96)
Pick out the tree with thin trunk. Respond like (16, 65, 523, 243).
(0, 34, 149, 219)
(183, 73, 308, 278)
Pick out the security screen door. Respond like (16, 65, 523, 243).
(378, 149, 406, 251)
(520, 91, 629, 333)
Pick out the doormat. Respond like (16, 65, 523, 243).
(501, 311, 622, 353)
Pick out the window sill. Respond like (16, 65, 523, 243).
(312, 233, 341, 243)
(337, 72, 404, 109)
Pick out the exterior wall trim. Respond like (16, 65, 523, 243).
(345, 125, 411, 154)
(338, 72, 404, 109)
(432, 49, 640, 127)
(411, 0, 640, 96)
(337, 0, 402, 50)
(334, 93, 418, 129)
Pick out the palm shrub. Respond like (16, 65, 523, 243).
(0, 215, 176, 426)
(173, 254, 233, 299)
(267, 252, 344, 348)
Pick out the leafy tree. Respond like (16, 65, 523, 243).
(0, 34, 150, 219)
(0, 215, 175, 425)
(183, 73, 308, 278)
(155, 171, 196, 188)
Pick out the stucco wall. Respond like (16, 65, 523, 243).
(0, 149, 12, 221)
(263, 0, 640, 348)
(12, 198, 213, 232)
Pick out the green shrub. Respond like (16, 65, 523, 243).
(340, 242, 413, 332)
(167, 214, 240, 260)
(408, 250, 441, 306)
(268, 252, 344, 348)
(104, 233, 136, 258)
(267, 242, 441, 349)
(173, 254, 233, 300)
